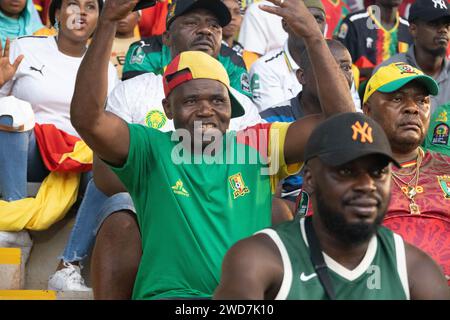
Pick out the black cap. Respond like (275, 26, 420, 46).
(409, 0, 450, 23)
(166, 0, 231, 29)
(304, 113, 400, 167)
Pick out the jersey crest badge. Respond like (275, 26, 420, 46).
(172, 179, 189, 197)
(229, 173, 250, 199)
(394, 63, 419, 75)
(436, 110, 448, 122)
(338, 23, 348, 39)
(130, 45, 145, 65)
(431, 123, 449, 145)
(250, 73, 260, 99)
(145, 110, 167, 129)
(241, 73, 251, 94)
(437, 175, 450, 199)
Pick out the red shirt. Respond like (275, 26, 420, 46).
(138, 1, 168, 37)
(384, 150, 450, 284)
(322, 0, 350, 39)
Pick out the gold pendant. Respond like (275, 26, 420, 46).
(409, 202, 421, 215)
(407, 186, 417, 198)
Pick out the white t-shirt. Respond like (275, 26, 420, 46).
(250, 41, 362, 112)
(106, 73, 263, 131)
(238, 1, 288, 56)
(0, 36, 119, 137)
(250, 41, 302, 112)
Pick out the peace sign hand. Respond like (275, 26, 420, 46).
(260, 0, 323, 40)
(0, 38, 23, 87)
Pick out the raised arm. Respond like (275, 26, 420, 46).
(213, 234, 284, 300)
(0, 38, 23, 88)
(405, 243, 450, 300)
(261, 0, 355, 164)
(70, 0, 139, 167)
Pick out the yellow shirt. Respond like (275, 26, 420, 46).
(111, 36, 140, 79)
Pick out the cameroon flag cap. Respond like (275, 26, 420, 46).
(163, 51, 245, 118)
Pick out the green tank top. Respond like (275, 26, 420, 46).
(258, 217, 410, 300)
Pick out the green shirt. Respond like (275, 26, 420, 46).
(122, 36, 252, 98)
(110, 123, 300, 299)
(258, 217, 409, 300)
(424, 103, 450, 156)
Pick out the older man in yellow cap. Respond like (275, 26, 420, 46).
(363, 62, 450, 285)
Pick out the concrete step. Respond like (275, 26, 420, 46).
(0, 248, 24, 289)
(56, 291, 93, 300)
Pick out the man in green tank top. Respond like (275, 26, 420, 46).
(69, 0, 356, 299)
(214, 112, 450, 300)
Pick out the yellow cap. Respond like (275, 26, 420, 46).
(363, 62, 439, 104)
(163, 51, 245, 118)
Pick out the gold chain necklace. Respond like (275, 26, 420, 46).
(391, 148, 424, 215)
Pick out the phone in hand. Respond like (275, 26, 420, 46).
(133, 0, 157, 11)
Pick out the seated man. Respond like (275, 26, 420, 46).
(121, 1, 252, 101)
(238, 0, 287, 68)
(222, 0, 245, 58)
(372, 0, 450, 115)
(337, 0, 412, 85)
(363, 62, 450, 284)
(48, 0, 262, 295)
(372, 0, 450, 156)
(249, 0, 361, 112)
(260, 39, 354, 204)
(110, 10, 140, 79)
(249, 0, 326, 111)
(70, 0, 355, 299)
(214, 112, 449, 300)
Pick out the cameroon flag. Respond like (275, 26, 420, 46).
(0, 124, 92, 231)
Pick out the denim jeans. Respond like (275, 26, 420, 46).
(60, 179, 136, 263)
(0, 116, 49, 201)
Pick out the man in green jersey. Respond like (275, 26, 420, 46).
(70, 0, 354, 299)
(122, 0, 252, 99)
(214, 112, 450, 300)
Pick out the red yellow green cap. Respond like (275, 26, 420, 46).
(363, 62, 439, 104)
(163, 51, 245, 118)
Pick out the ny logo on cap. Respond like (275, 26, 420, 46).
(352, 121, 373, 144)
(432, 0, 447, 9)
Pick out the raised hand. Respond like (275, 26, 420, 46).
(260, 0, 322, 40)
(0, 39, 23, 87)
(100, 0, 140, 23)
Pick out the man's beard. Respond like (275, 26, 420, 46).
(315, 188, 388, 246)
(425, 46, 447, 57)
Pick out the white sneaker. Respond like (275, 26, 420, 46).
(48, 262, 92, 292)
(0, 230, 33, 264)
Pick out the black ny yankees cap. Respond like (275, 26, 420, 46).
(304, 112, 400, 167)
